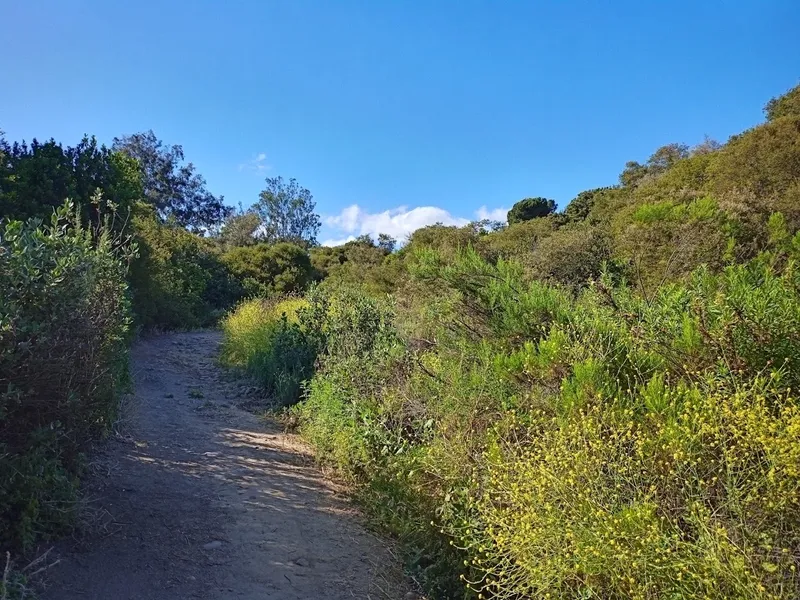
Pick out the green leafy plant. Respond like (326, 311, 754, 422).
(0, 202, 132, 552)
(220, 296, 319, 405)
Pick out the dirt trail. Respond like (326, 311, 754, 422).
(41, 331, 410, 600)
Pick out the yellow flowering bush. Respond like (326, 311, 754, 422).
(463, 381, 800, 599)
(220, 296, 313, 404)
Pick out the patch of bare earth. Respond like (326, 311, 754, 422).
(39, 331, 411, 600)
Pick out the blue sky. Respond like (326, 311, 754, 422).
(2, 0, 798, 245)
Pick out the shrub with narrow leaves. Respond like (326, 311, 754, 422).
(0, 202, 132, 552)
(284, 241, 800, 598)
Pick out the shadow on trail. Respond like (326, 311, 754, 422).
(40, 332, 406, 600)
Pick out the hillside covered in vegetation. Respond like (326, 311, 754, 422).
(221, 84, 800, 599)
(1, 82, 800, 598)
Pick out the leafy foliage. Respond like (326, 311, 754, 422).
(310, 235, 397, 294)
(7, 80, 800, 599)
(560, 187, 611, 224)
(222, 242, 313, 298)
(620, 143, 690, 187)
(218, 209, 261, 249)
(765, 82, 800, 121)
(0, 128, 324, 570)
(221, 297, 319, 405)
(129, 205, 244, 329)
(0, 204, 131, 552)
(507, 197, 556, 224)
(272, 244, 800, 598)
(112, 130, 231, 231)
(526, 224, 615, 289)
(221, 84, 800, 596)
(0, 135, 141, 225)
(254, 176, 321, 246)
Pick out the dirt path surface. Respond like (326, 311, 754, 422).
(41, 331, 409, 600)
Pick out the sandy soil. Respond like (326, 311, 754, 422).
(40, 331, 410, 600)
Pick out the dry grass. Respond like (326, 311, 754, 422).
(1, 549, 61, 600)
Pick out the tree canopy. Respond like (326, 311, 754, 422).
(507, 197, 557, 224)
(620, 143, 690, 187)
(764, 82, 800, 121)
(254, 176, 321, 247)
(0, 135, 141, 224)
(223, 241, 313, 295)
(112, 130, 230, 231)
(377, 233, 397, 253)
(218, 209, 261, 249)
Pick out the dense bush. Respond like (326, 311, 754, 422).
(525, 224, 615, 290)
(129, 205, 244, 329)
(310, 236, 400, 295)
(507, 197, 557, 224)
(223, 234, 800, 597)
(483, 217, 557, 263)
(220, 296, 318, 405)
(765, 83, 800, 122)
(358, 247, 797, 596)
(222, 241, 313, 298)
(455, 247, 800, 599)
(0, 204, 132, 553)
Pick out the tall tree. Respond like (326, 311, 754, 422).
(507, 197, 557, 225)
(112, 130, 230, 231)
(254, 176, 321, 246)
(0, 135, 141, 224)
(764, 83, 800, 121)
(218, 208, 261, 249)
(620, 143, 689, 187)
(377, 233, 397, 253)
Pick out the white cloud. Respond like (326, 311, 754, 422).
(321, 203, 510, 245)
(476, 205, 508, 223)
(321, 235, 356, 247)
(324, 204, 470, 242)
(238, 152, 271, 173)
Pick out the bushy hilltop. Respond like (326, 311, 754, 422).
(319, 82, 800, 298)
(1, 82, 799, 598)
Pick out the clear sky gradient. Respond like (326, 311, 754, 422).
(2, 0, 798, 244)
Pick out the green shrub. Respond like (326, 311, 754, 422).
(465, 378, 800, 599)
(310, 237, 399, 296)
(507, 197, 557, 224)
(292, 289, 477, 596)
(220, 296, 318, 405)
(0, 203, 131, 552)
(129, 205, 243, 329)
(286, 244, 800, 599)
(526, 224, 615, 290)
(222, 241, 313, 298)
(483, 216, 557, 262)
